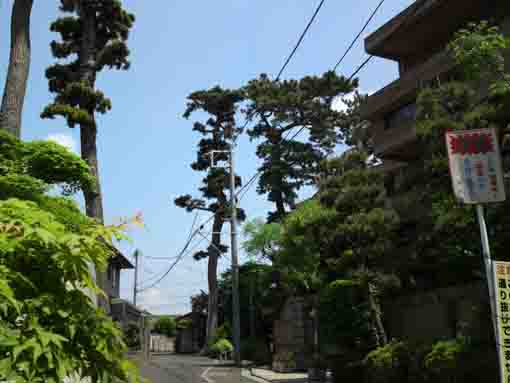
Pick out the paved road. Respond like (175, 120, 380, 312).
(134, 353, 254, 383)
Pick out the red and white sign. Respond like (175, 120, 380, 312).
(446, 128, 506, 204)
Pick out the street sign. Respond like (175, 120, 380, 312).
(446, 128, 506, 204)
(493, 261, 510, 383)
(446, 128, 507, 383)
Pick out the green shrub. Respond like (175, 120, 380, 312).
(319, 279, 372, 354)
(176, 318, 192, 329)
(153, 316, 176, 338)
(359, 338, 497, 383)
(424, 338, 466, 375)
(124, 322, 141, 349)
(210, 338, 234, 358)
(214, 322, 231, 342)
(423, 338, 498, 383)
(364, 340, 412, 383)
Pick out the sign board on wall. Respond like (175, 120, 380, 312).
(446, 128, 506, 204)
(493, 261, 510, 383)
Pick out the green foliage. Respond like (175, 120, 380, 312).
(424, 338, 467, 375)
(450, 21, 510, 87)
(0, 131, 94, 201)
(0, 133, 140, 381)
(359, 338, 495, 383)
(218, 263, 277, 339)
(208, 322, 231, 347)
(277, 200, 336, 293)
(409, 20, 510, 275)
(364, 340, 415, 383)
(123, 323, 141, 349)
(319, 280, 372, 355)
(209, 339, 233, 358)
(153, 316, 176, 338)
(43, 0, 135, 129)
(176, 319, 192, 330)
(242, 218, 282, 261)
(243, 71, 359, 222)
(0, 199, 140, 383)
(175, 86, 245, 260)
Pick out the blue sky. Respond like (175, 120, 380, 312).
(0, 0, 414, 314)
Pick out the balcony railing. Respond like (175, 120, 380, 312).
(361, 50, 455, 120)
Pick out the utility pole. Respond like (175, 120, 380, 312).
(208, 145, 242, 365)
(249, 274, 256, 339)
(229, 144, 241, 366)
(133, 249, 140, 306)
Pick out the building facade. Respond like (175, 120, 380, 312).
(361, 0, 510, 169)
(105, 249, 134, 301)
(105, 248, 147, 331)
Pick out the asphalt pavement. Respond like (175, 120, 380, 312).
(132, 353, 253, 383)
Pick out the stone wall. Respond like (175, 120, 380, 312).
(273, 297, 313, 371)
(383, 281, 490, 342)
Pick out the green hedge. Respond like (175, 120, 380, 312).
(331, 338, 498, 383)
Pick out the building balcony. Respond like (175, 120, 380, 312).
(361, 50, 454, 121)
(361, 0, 510, 161)
(361, 51, 455, 160)
(365, 0, 510, 64)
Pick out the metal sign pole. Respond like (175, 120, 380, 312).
(446, 128, 506, 382)
(477, 205, 498, 332)
(476, 204, 502, 383)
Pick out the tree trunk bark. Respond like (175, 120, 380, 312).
(367, 282, 388, 347)
(273, 142, 287, 221)
(205, 214, 224, 350)
(275, 190, 286, 219)
(0, 0, 33, 138)
(80, 122, 104, 222)
(78, 2, 109, 312)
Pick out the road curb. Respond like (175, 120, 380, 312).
(241, 368, 272, 383)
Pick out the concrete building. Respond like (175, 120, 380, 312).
(360, 0, 510, 170)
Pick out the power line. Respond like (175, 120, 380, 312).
(235, 50, 374, 205)
(137, 228, 212, 292)
(236, 126, 307, 202)
(169, 1, 329, 259)
(348, 55, 374, 81)
(174, 0, 383, 251)
(236, 0, 385, 203)
(333, 0, 386, 72)
(276, 0, 327, 80)
(143, 255, 181, 261)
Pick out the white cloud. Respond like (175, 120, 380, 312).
(47, 133, 78, 153)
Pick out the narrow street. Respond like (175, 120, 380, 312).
(132, 354, 255, 383)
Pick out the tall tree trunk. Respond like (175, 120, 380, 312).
(78, 2, 109, 312)
(0, 0, 33, 138)
(80, 122, 104, 222)
(273, 142, 287, 220)
(274, 189, 286, 219)
(204, 214, 224, 351)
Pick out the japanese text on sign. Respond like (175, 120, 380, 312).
(494, 261, 510, 383)
(446, 128, 506, 204)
